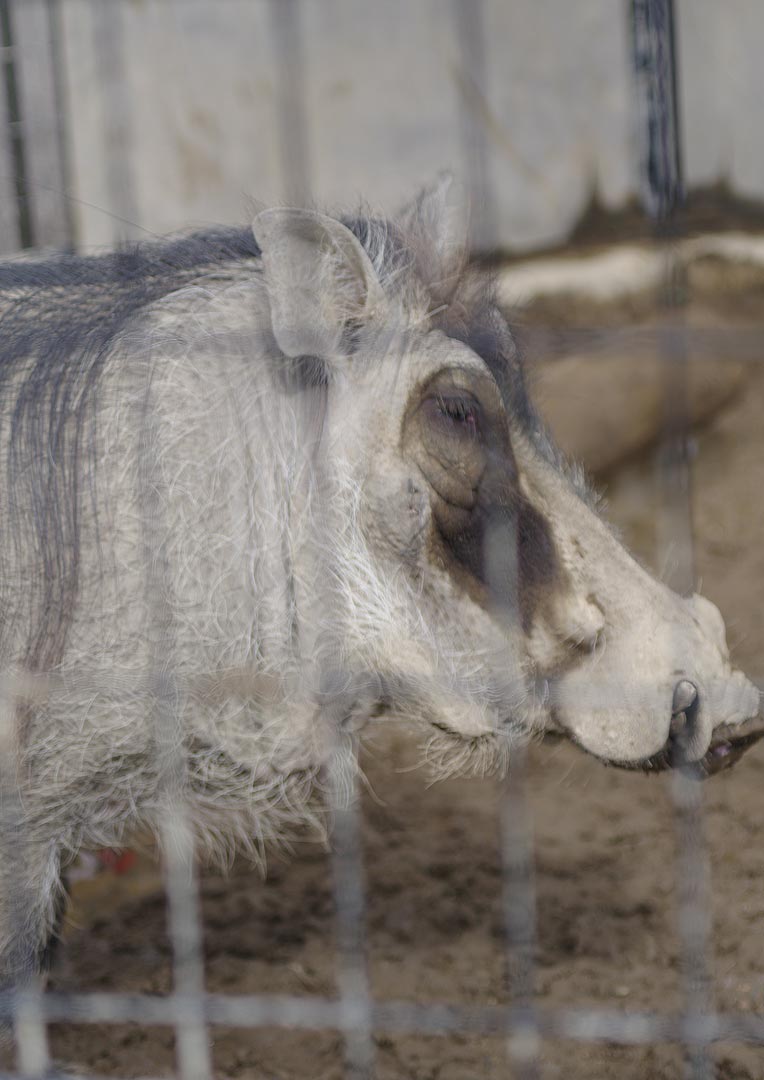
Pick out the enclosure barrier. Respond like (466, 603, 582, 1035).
(0, 1, 762, 1078)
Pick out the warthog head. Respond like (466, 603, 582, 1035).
(253, 180, 760, 777)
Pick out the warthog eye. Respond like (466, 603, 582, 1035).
(433, 394, 482, 438)
(407, 370, 508, 507)
(403, 362, 559, 623)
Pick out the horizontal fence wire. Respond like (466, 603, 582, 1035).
(3, 993, 764, 1045)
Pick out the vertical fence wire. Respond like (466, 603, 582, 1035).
(450, 0, 497, 254)
(630, 4, 714, 1079)
(140, 379, 212, 1080)
(268, 0, 310, 207)
(155, 696, 212, 1080)
(317, 548, 375, 1073)
(328, 769, 375, 1080)
(452, 1, 543, 1071)
(274, 0, 377, 1057)
(90, 0, 139, 244)
(0, 676, 51, 1078)
(501, 749, 540, 1080)
(43, 0, 74, 249)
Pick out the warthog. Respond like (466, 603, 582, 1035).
(0, 179, 759, 996)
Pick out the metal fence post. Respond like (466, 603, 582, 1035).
(0, 0, 25, 252)
(11, 0, 73, 250)
(630, 5, 714, 1079)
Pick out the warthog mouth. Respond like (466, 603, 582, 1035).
(586, 713, 764, 777)
(696, 715, 764, 777)
(424, 708, 764, 780)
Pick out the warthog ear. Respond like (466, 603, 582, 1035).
(397, 172, 454, 231)
(253, 208, 385, 358)
(395, 172, 464, 286)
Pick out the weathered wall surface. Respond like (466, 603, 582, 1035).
(58, 0, 633, 251)
(6, 1, 764, 253)
(677, 0, 764, 200)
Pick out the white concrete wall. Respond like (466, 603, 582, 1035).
(53, 0, 764, 253)
(678, 0, 764, 200)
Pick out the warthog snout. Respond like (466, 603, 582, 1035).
(523, 445, 762, 770)
(546, 582, 761, 773)
(668, 670, 762, 774)
(666, 674, 763, 775)
(663, 596, 761, 772)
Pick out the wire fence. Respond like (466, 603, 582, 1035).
(0, 1, 762, 1078)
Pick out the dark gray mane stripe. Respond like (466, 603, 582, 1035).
(0, 217, 547, 671)
(0, 228, 261, 671)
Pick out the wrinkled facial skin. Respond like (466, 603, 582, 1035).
(402, 357, 556, 629)
(328, 327, 760, 774)
(253, 200, 760, 775)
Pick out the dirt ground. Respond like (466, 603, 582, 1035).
(34, 258, 764, 1079)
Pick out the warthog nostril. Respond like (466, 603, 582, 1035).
(669, 679, 699, 751)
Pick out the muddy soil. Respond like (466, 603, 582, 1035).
(31, 274, 764, 1079)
